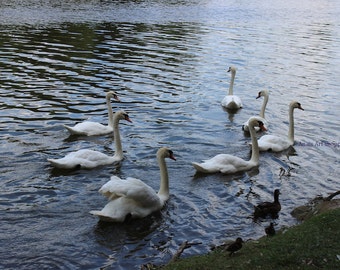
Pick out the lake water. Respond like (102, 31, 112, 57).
(1, 0, 339, 269)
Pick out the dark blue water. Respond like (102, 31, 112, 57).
(1, 0, 339, 269)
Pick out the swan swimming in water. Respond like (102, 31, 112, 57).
(63, 91, 120, 136)
(192, 117, 266, 174)
(243, 90, 269, 132)
(90, 147, 176, 222)
(221, 66, 243, 110)
(256, 101, 304, 152)
(48, 110, 132, 169)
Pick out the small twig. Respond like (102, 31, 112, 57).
(325, 190, 340, 201)
(168, 241, 202, 264)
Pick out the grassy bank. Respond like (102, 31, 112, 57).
(160, 208, 340, 270)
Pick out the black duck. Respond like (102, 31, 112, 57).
(224, 237, 244, 256)
(254, 189, 281, 219)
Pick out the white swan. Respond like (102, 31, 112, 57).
(48, 110, 132, 169)
(192, 117, 266, 174)
(243, 90, 269, 132)
(63, 91, 120, 136)
(221, 66, 243, 110)
(90, 147, 176, 222)
(257, 101, 304, 152)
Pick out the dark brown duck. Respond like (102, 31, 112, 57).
(254, 189, 281, 219)
(224, 237, 244, 256)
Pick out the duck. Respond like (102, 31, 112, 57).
(63, 91, 120, 136)
(265, 222, 276, 236)
(221, 66, 243, 110)
(48, 110, 131, 169)
(243, 90, 269, 132)
(254, 189, 281, 219)
(192, 117, 266, 174)
(224, 237, 244, 256)
(256, 101, 304, 152)
(90, 147, 176, 222)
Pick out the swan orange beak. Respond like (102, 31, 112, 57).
(169, 153, 176, 161)
(260, 125, 267, 132)
(125, 116, 132, 123)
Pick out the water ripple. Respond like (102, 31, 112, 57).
(1, 1, 340, 269)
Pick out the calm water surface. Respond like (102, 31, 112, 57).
(1, 0, 339, 269)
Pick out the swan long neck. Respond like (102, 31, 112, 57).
(249, 122, 260, 165)
(228, 70, 236, 95)
(157, 155, 169, 202)
(287, 105, 295, 143)
(106, 96, 114, 128)
(259, 94, 269, 118)
(113, 114, 123, 159)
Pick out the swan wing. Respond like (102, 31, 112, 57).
(91, 176, 162, 222)
(90, 199, 137, 222)
(221, 95, 243, 109)
(258, 135, 292, 152)
(193, 154, 250, 174)
(48, 149, 115, 169)
(99, 176, 161, 208)
(64, 121, 112, 136)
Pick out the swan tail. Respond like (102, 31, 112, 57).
(47, 158, 78, 169)
(63, 125, 86, 135)
(192, 162, 211, 173)
(89, 210, 124, 222)
(63, 125, 75, 133)
(47, 158, 60, 168)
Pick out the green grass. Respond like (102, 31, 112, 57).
(160, 208, 340, 270)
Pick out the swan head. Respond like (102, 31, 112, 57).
(106, 91, 120, 102)
(227, 66, 237, 74)
(256, 89, 269, 99)
(290, 101, 304, 111)
(248, 117, 267, 132)
(115, 110, 132, 123)
(157, 147, 176, 161)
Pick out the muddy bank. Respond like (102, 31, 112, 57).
(291, 191, 340, 221)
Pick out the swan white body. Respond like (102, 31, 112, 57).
(192, 117, 266, 174)
(243, 90, 269, 132)
(90, 148, 176, 222)
(221, 66, 243, 110)
(48, 110, 131, 169)
(257, 101, 304, 152)
(63, 91, 120, 136)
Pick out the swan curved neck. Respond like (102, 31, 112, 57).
(157, 155, 169, 203)
(113, 114, 123, 159)
(259, 94, 269, 118)
(228, 70, 236, 95)
(249, 124, 260, 164)
(288, 106, 295, 143)
(106, 96, 114, 127)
